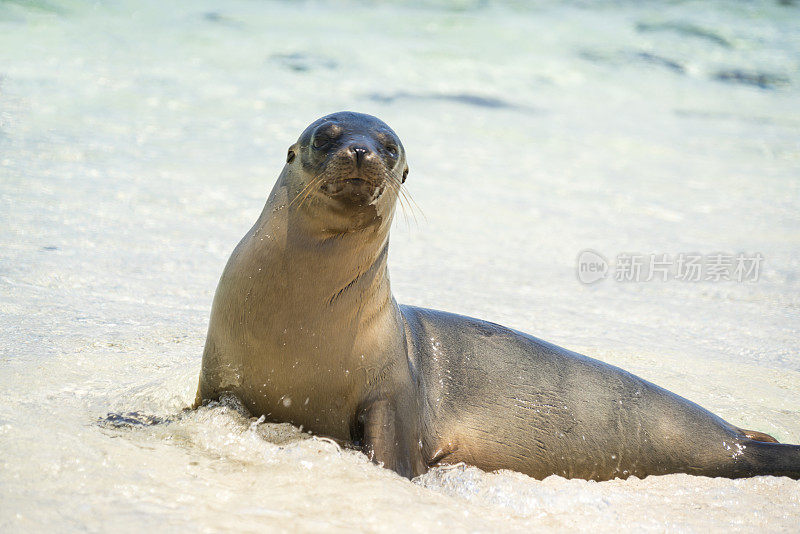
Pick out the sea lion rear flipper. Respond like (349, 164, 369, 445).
(736, 426, 779, 443)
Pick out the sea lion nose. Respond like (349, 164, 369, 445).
(349, 145, 370, 167)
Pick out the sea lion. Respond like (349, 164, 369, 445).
(195, 111, 800, 481)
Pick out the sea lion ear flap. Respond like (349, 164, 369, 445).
(402, 166, 408, 184)
(286, 144, 297, 164)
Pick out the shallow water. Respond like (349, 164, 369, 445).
(1, 0, 799, 531)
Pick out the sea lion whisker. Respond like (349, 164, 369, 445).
(383, 168, 422, 222)
(381, 171, 413, 229)
(396, 182, 424, 223)
(377, 168, 413, 227)
(289, 170, 326, 209)
(294, 171, 328, 211)
(386, 173, 420, 228)
(288, 172, 320, 208)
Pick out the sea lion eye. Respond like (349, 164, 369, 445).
(312, 123, 341, 149)
(287, 148, 295, 163)
(312, 135, 328, 149)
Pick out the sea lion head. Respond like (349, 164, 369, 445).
(283, 111, 408, 232)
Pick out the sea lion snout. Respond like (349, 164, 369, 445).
(349, 144, 371, 167)
(319, 140, 386, 201)
(332, 138, 382, 177)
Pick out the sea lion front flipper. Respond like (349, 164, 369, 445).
(359, 399, 422, 478)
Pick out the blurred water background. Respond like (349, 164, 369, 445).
(1, 0, 799, 531)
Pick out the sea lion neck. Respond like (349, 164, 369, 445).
(250, 182, 395, 307)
